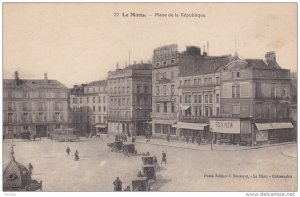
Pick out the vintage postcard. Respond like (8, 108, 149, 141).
(2, 2, 297, 194)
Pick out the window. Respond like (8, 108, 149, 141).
(163, 85, 167, 95)
(104, 106, 106, 112)
(194, 95, 198, 103)
(87, 97, 89, 103)
(194, 107, 198, 116)
(205, 95, 208, 103)
(198, 95, 202, 103)
(127, 86, 129, 93)
(93, 116, 95, 123)
(8, 102, 14, 110)
(99, 116, 102, 123)
(188, 80, 191, 86)
(23, 102, 30, 111)
(216, 94, 220, 103)
(118, 99, 121, 106)
(8, 113, 13, 123)
(171, 102, 175, 113)
(199, 108, 202, 116)
(162, 124, 168, 134)
(232, 104, 240, 115)
(156, 86, 159, 95)
(164, 103, 167, 113)
(171, 71, 174, 80)
(216, 107, 220, 116)
(156, 104, 160, 112)
(236, 72, 240, 78)
(271, 86, 276, 98)
(184, 80, 187, 87)
(24, 125, 29, 130)
(99, 106, 101, 112)
(216, 77, 220, 84)
(209, 94, 213, 103)
(232, 84, 240, 98)
(180, 96, 182, 103)
(184, 95, 188, 103)
(171, 85, 174, 95)
(98, 96, 101, 103)
(162, 72, 166, 79)
(103, 116, 107, 123)
(194, 79, 197, 85)
(103, 96, 106, 103)
(209, 77, 212, 84)
(180, 80, 182, 87)
(93, 106, 95, 112)
(155, 124, 161, 134)
(127, 98, 130, 105)
(144, 86, 148, 93)
(122, 98, 125, 105)
(189, 95, 192, 103)
(93, 97, 95, 103)
(137, 85, 141, 93)
(198, 78, 201, 85)
(171, 59, 175, 64)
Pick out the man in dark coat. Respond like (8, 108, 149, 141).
(161, 151, 167, 164)
(113, 177, 122, 191)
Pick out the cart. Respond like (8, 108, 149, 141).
(107, 141, 123, 152)
(122, 143, 137, 156)
(142, 156, 154, 165)
(142, 164, 156, 180)
(132, 177, 150, 191)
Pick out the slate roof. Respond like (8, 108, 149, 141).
(3, 79, 69, 90)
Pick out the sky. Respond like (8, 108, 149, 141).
(3, 3, 297, 88)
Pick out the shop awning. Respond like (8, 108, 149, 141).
(255, 122, 293, 131)
(172, 122, 208, 130)
(255, 123, 273, 131)
(182, 105, 191, 111)
(95, 124, 107, 128)
(153, 120, 176, 125)
(271, 122, 294, 129)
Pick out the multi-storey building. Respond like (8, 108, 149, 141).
(70, 80, 107, 136)
(3, 72, 69, 138)
(210, 52, 293, 145)
(107, 63, 152, 136)
(151, 44, 180, 139)
(175, 51, 231, 140)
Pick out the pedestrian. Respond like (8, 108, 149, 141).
(192, 135, 195, 143)
(161, 151, 167, 164)
(115, 134, 119, 142)
(33, 135, 36, 141)
(196, 136, 201, 146)
(113, 177, 122, 191)
(137, 171, 144, 177)
(66, 147, 71, 156)
(124, 135, 127, 142)
(186, 136, 189, 143)
(74, 150, 79, 161)
(154, 155, 160, 170)
(124, 186, 131, 191)
(132, 137, 135, 143)
(28, 163, 33, 174)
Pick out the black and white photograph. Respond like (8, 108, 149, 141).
(2, 2, 297, 194)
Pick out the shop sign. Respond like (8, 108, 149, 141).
(210, 119, 240, 134)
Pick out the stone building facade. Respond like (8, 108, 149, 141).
(107, 63, 152, 136)
(3, 72, 69, 138)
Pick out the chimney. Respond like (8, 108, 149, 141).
(44, 73, 48, 83)
(265, 51, 276, 64)
(14, 71, 19, 86)
(116, 62, 119, 70)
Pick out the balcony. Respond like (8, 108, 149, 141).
(179, 115, 209, 123)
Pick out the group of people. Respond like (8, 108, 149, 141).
(66, 147, 80, 161)
(186, 135, 202, 145)
(115, 134, 128, 142)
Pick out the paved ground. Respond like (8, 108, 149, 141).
(3, 137, 297, 192)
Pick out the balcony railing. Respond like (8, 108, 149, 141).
(179, 115, 209, 123)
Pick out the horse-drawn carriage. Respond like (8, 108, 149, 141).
(142, 164, 156, 180)
(107, 141, 137, 156)
(132, 177, 150, 191)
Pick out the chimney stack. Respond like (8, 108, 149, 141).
(14, 71, 19, 86)
(265, 51, 276, 64)
(44, 73, 48, 83)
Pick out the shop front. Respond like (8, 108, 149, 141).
(95, 124, 107, 135)
(210, 118, 252, 146)
(172, 122, 209, 141)
(255, 122, 294, 144)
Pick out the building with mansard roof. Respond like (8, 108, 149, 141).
(3, 72, 70, 138)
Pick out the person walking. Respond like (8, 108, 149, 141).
(186, 135, 189, 143)
(154, 155, 160, 170)
(28, 163, 33, 174)
(113, 177, 122, 191)
(66, 147, 71, 156)
(74, 150, 79, 161)
(161, 151, 167, 164)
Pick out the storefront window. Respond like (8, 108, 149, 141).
(162, 124, 168, 134)
(155, 124, 161, 134)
